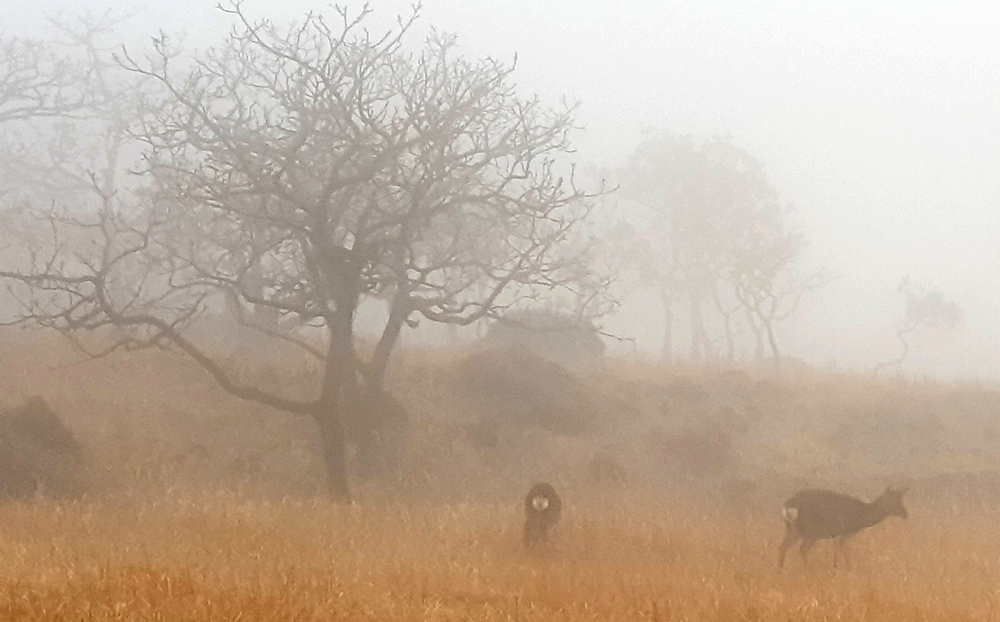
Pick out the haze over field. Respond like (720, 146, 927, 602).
(5, 0, 1000, 378)
(7, 6, 1000, 617)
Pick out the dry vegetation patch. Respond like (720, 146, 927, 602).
(3, 332, 1000, 619)
(0, 494, 998, 620)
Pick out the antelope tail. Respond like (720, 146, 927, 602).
(781, 506, 798, 524)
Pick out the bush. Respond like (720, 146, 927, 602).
(484, 310, 605, 373)
(0, 396, 87, 498)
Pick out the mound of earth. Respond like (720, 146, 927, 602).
(451, 348, 600, 436)
(483, 310, 605, 373)
(0, 396, 87, 499)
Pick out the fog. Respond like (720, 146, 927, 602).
(6, 7, 1000, 612)
(6, 0, 1000, 379)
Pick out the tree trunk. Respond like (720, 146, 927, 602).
(317, 297, 358, 501)
(368, 285, 410, 390)
(745, 307, 764, 360)
(690, 298, 708, 360)
(316, 409, 350, 499)
(352, 286, 412, 478)
(716, 293, 735, 362)
(660, 286, 673, 360)
(762, 315, 781, 372)
(874, 325, 914, 374)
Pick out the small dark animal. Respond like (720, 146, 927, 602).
(524, 482, 562, 547)
(778, 486, 908, 570)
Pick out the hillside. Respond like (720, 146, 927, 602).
(1, 329, 999, 619)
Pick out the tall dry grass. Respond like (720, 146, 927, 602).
(1, 491, 999, 620)
(1, 329, 1000, 619)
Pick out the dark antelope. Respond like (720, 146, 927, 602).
(778, 486, 908, 570)
(523, 482, 562, 547)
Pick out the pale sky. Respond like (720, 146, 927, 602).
(6, 1, 1000, 378)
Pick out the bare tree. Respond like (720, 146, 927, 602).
(727, 211, 824, 368)
(0, 14, 142, 218)
(1, 3, 611, 500)
(0, 34, 95, 125)
(0, 17, 146, 329)
(874, 277, 962, 374)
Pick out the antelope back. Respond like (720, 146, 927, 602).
(784, 487, 908, 539)
(784, 489, 869, 538)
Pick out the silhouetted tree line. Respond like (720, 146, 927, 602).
(607, 132, 824, 365)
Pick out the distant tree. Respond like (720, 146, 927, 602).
(0, 17, 144, 325)
(615, 131, 816, 363)
(0, 3, 612, 499)
(605, 218, 683, 359)
(0, 15, 140, 228)
(0, 33, 94, 124)
(874, 277, 963, 373)
(728, 211, 824, 366)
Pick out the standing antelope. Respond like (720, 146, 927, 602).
(524, 482, 562, 547)
(778, 485, 908, 570)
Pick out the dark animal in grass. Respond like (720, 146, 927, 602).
(778, 486, 908, 570)
(0, 395, 87, 499)
(524, 482, 562, 547)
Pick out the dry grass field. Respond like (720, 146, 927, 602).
(2, 328, 1000, 620)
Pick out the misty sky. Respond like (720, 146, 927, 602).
(6, 1, 1000, 378)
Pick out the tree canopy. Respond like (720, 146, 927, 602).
(614, 131, 818, 362)
(0, 3, 612, 499)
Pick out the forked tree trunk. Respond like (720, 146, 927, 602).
(351, 287, 412, 479)
(368, 286, 410, 391)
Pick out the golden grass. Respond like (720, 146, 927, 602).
(0, 491, 999, 620)
(3, 329, 1000, 619)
